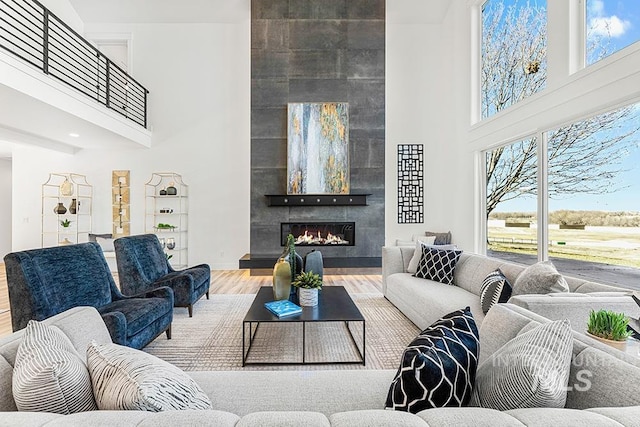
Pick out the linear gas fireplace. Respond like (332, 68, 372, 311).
(281, 222, 355, 246)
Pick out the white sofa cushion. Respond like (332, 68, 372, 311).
(471, 319, 573, 410)
(12, 320, 97, 414)
(87, 341, 212, 411)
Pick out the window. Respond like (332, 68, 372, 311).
(486, 138, 538, 263)
(586, 0, 640, 65)
(547, 102, 640, 277)
(481, 0, 547, 119)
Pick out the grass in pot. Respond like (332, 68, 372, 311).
(586, 309, 633, 351)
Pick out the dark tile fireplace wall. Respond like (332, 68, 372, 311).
(250, 0, 385, 266)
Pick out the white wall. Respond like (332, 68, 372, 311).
(40, 0, 84, 33)
(385, 12, 453, 245)
(0, 158, 11, 259)
(11, 20, 250, 269)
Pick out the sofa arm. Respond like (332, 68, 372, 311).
(99, 311, 127, 346)
(382, 246, 408, 295)
(138, 286, 175, 306)
(508, 293, 640, 332)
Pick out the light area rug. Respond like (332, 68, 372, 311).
(144, 293, 420, 371)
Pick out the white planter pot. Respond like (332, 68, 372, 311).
(298, 288, 319, 307)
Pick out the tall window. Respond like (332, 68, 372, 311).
(586, 0, 640, 65)
(547, 102, 640, 276)
(481, 0, 547, 119)
(486, 138, 538, 263)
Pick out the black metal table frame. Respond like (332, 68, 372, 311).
(242, 318, 365, 366)
(242, 286, 366, 366)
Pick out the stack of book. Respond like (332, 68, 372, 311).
(264, 299, 302, 318)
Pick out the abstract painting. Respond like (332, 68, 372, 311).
(398, 144, 424, 223)
(287, 102, 349, 194)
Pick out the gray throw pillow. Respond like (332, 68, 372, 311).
(406, 236, 437, 274)
(470, 319, 573, 410)
(512, 261, 569, 296)
(424, 231, 452, 245)
(13, 321, 97, 414)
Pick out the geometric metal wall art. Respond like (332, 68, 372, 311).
(397, 144, 424, 223)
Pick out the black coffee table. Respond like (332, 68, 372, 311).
(242, 286, 365, 366)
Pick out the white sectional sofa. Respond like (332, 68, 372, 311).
(2, 302, 640, 425)
(382, 246, 640, 331)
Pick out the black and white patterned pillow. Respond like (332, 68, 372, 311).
(414, 246, 462, 285)
(13, 320, 97, 414)
(385, 307, 479, 414)
(87, 341, 212, 411)
(470, 319, 573, 410)
(480, 269, 512, 314)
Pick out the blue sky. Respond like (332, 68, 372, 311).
(490, 0, 640, 214)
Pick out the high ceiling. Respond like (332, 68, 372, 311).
(68, 0, 451, 24)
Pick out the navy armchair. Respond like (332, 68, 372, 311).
(4, 242, 173, 350)
(114, 234, 210, 317)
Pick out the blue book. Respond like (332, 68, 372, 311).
(264, 300, 302, 318)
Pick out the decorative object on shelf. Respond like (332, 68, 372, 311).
(272, 257, 292, 301)
(53, 202, 67, 214)
(166, 238, 176, 250)
(397, 144, 424, 224)
(145, 173, 188, 268)
(586, 309, 633, 351)
(112, 170, 130, 238)
(59, 238, 72, 245)
(158, 238, 166, 248)
(155, 223, 176, 230)
(287, 102, 349, 195)
(60, 219, 72, 228)
(293, 271, 323, 307)
(42, 173, 92, 248)
(59, 177, 73, 196)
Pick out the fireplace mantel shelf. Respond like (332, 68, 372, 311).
(265, 194, 369, 206)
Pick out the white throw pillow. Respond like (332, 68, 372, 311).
(95, 236, 115, 252)
(470, 319, 573, 410)
(406, 237, 448, 274)
(13, 320, 97, 414)
(87, 341, 212, 411)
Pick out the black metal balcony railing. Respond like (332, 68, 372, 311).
(0, 0, 148, 128)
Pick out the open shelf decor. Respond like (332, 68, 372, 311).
(41, 173, 92, 247)
(145, 173, 188, 269)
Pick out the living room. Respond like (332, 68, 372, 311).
(1, 0, 640, 425)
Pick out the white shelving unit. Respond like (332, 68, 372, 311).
(145, 172, 188, 269)
(41, 173, 92, 247)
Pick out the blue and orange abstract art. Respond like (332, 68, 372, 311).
(287, 102, 349, 194)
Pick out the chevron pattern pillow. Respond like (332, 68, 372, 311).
(480, 269, 512, 314)
(470, 319, 573, 410)
(385, 307, 479, 414)
(414, 246, 463, 285)
(87, 341, 212, 411)
(13, 320, 97, 414)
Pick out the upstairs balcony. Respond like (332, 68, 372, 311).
(0, 0, 151, 150)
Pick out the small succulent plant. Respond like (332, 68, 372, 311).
(60, 219, 72, 227)
(292, 271, 323, 290)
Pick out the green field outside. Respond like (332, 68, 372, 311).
(488, 225, 640, 268)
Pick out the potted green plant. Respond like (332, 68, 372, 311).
(586, 309, 633, 351)
(60, 219, 72, 228)
(292, 271, 322, 307)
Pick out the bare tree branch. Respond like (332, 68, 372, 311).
(483, 1, 640, 217)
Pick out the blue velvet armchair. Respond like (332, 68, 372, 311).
(4, 242, 173, 350)
(114, 234, 210, 317)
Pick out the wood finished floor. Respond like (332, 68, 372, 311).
(0, 265, 382, 338)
